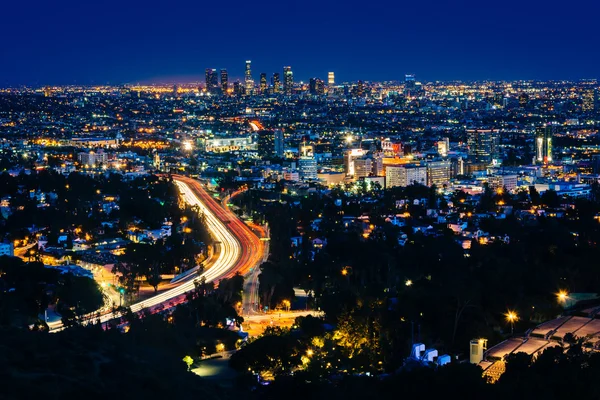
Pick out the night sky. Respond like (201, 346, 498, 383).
(1, 0, 598, 86)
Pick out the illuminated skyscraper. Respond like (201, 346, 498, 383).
(299, 156, 318, 181)
(245, 60, 254, 95)
(205, 68, 218, 94)
(328, 72, 335, 85)
(467, 129, 499, 163)
(233, 81, 242, 96)
(404, 74, 416, 95)
(220, 69, 228, 93)
(259, 73, 267, 94)
(257, 130, 284, 158)
(283, 66, 293, 95)
(426, 160, 453, 186)
(272, 73, 281, 93)
(309, 78, 324, 95)
(535, 125, 554, 164)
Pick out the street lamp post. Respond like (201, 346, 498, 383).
(505, 310, 518, 335)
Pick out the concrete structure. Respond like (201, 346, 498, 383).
(78, 150, 108, 167)
(427, 160, 453, 187)
(386, 165, 427, 188)
(298, 156, 318, 181)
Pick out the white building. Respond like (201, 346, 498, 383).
(78, 150, 108, 167)
(386, 165, 427, 188)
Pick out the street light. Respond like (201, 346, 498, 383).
(557, 290, 569, 303)
(505, 310, 518, 335)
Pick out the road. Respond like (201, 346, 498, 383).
(49, 175, 265, 330)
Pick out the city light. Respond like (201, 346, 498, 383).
(557, 290, 569, 302)
(505, 310, 518, 335)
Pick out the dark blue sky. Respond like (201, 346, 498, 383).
(1, 0, 598, 86)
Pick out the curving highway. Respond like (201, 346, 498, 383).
(49, 175, 264, 329)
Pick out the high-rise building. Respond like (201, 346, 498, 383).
(233, 81, 243, 96)
(582, 89, 595, 112)
(220, 69, 228, 93)
(386, 165, 427, 188)
(272, 73, 281, 93)
(427, 160, 453, 187)
(245, 60, 254, 95)
(353, 154, 383, 179)
(283, 66, 293, 95)
(257, 130, 284, 158)
(309, 78, 324, 95)
(535, 125, 554, 164)
(328, 72, 335, 86)
(259, 73, 267, 94)
(344, 148, 367, 176)
(467, 129, 499, 163)
(299, 156, 318, 181)
(315, 79, 324, 95)
(205, 68, 218, 94)
(172, 84, 178, 98)
(404, 74, 416, 95)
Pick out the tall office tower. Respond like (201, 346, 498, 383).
(272, 73, 281, 93)
(466, 129, 500, 163)
(257, 130, 284, 158)
(356, 80, 364, 97)
(426, 160, 453, 187)
(582, 89, 595, 112)
(404, 74, 416, 95)
(328, 72, 335, 85)
(315, 79, 325, 95)
(518, 93, 529, 108)
(233, 81, 243, 96)
(259, 73, 267, 94)
(535, 124, 554, 164)
(220, 69, 228, 93)
(309, 78, 318, 95)
(172, 84, 178, 97)
(386, 165, 427, 188)
(245, 60, 254, 95)
(283, 66, 293, 95)
(205, 68, 218, 94)
(299, 156, 318, 181)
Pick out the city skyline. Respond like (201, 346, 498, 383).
(2, 0, 599, 86)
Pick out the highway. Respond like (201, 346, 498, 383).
(49, 175, 265, 329)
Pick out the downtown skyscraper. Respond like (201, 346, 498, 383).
(220, 69, 228, 93)
(283, 66, 293, 95)
(205, 68, 219, 94)
(245, 60, 254, 95)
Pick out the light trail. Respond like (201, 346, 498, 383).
(49, 176, 264, 329)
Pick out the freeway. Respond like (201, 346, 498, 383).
(49, 175, 265, 329)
